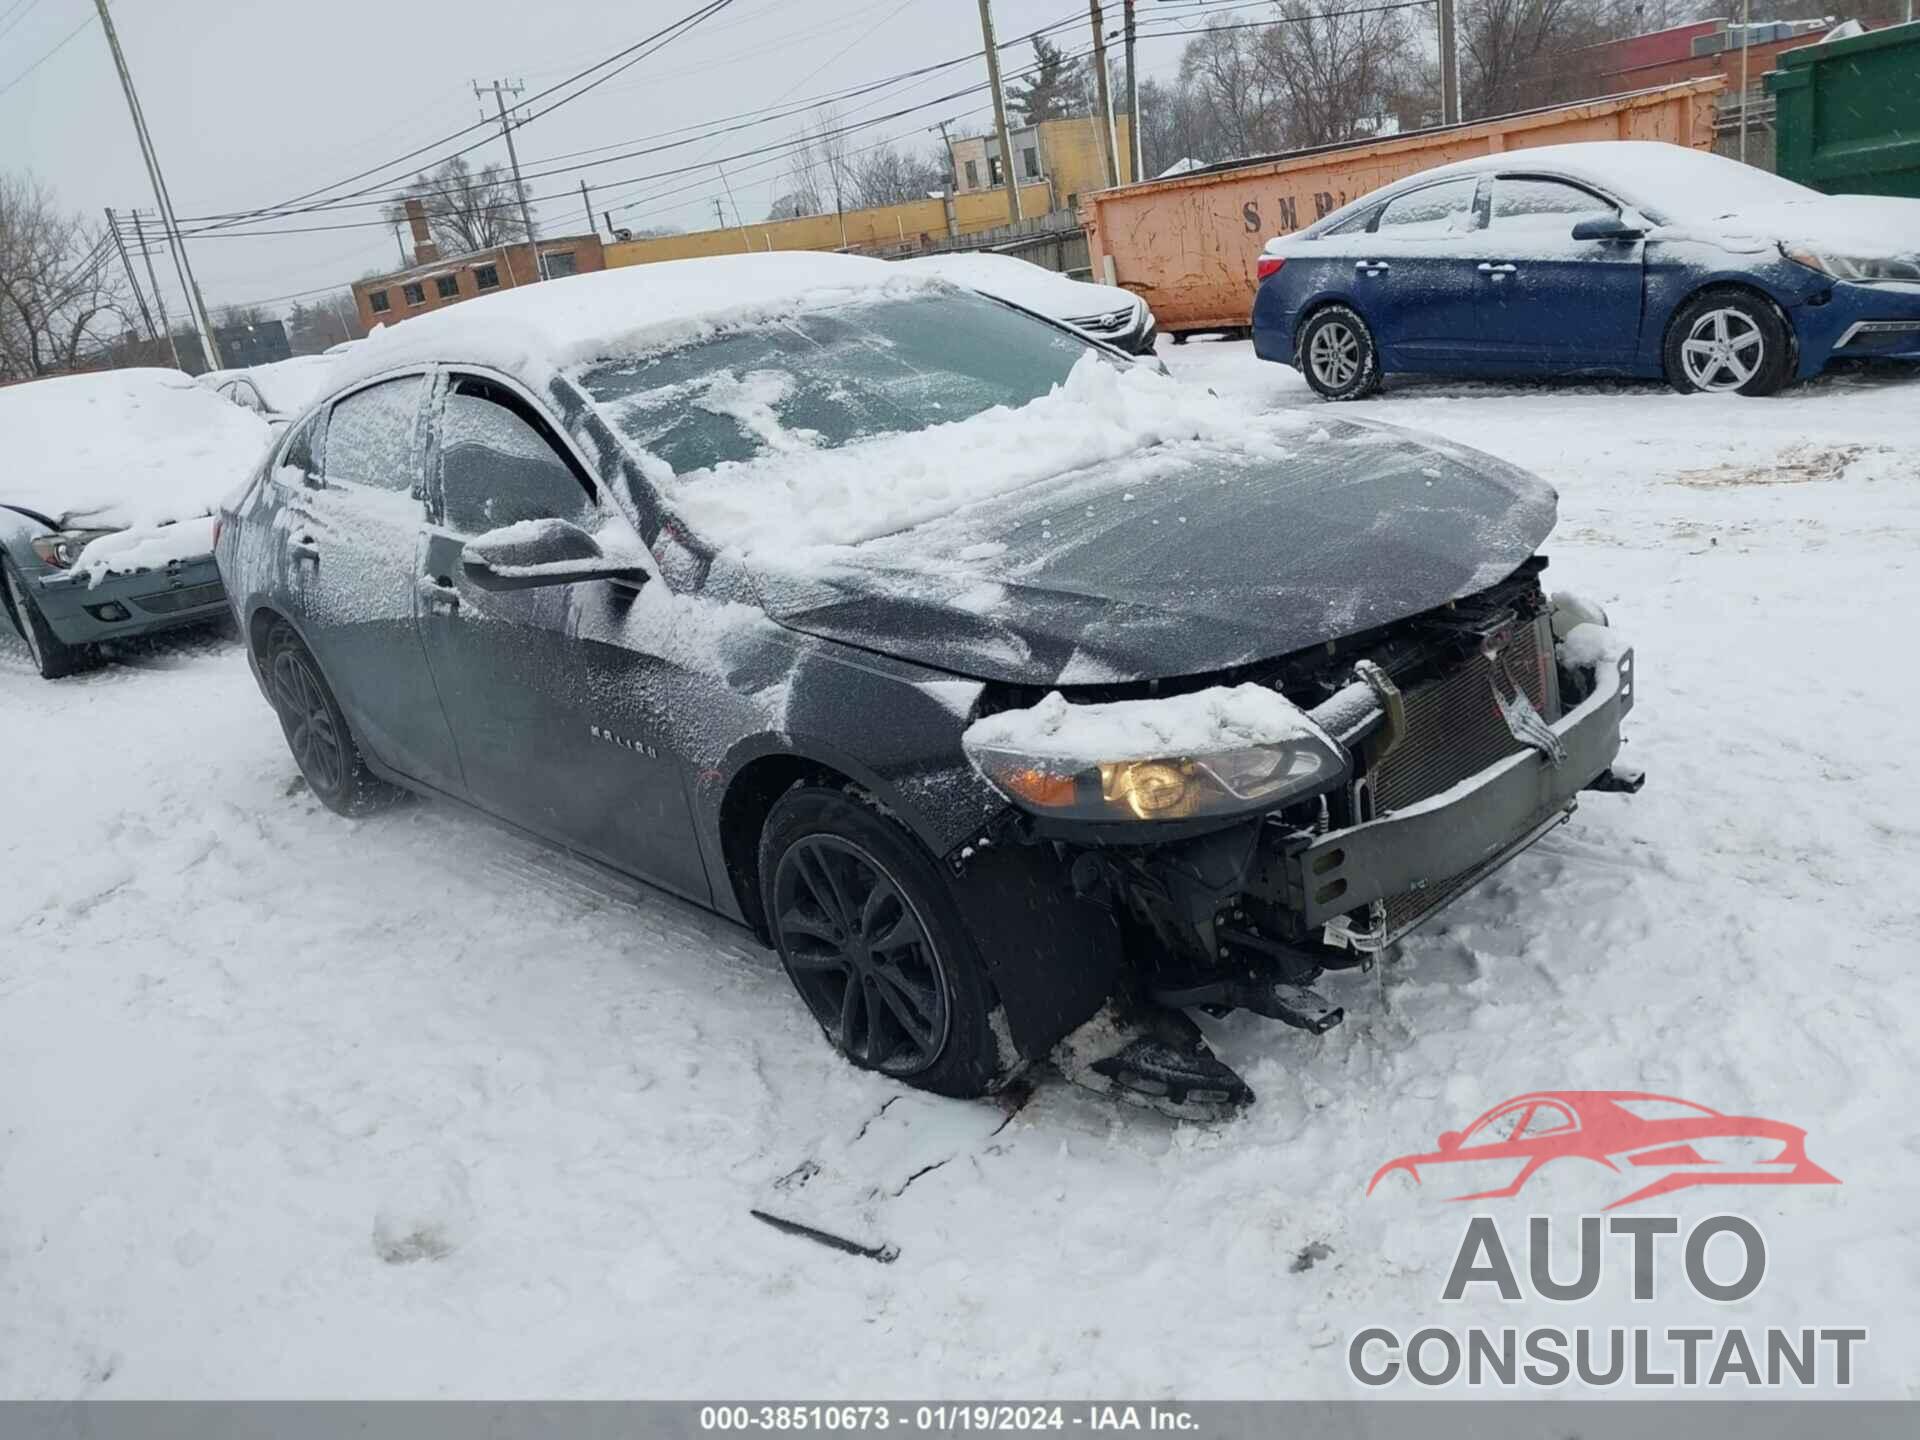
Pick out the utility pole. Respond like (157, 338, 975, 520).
(91, 0, 220, 369)
(1123, 0, 1141, 184)
(1437, 0, 1460, 125)
(717, 162, 744, 228)
(931, 118, 957, 190)
(580, 180, 596, 236)
(129, 212, 182, 369)
(1738, 0, 1752, 163)
(975, 0, 1022, 224)
(1088, 0, 1120, 189)
(104, 207, 157, 342)
(475, 79, 543, 280)
(712, 197, 727, 229)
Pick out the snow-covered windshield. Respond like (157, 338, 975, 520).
(577, 290, 1101, 477)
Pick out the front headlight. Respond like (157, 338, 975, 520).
(1782, 243, 1920, 284)
(963, 683, 1350, 824)
(29, 529, 117, 569)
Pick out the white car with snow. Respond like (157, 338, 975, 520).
(200, 353, 340, 427)
(896, 251, 1158, 355)
(1, 368, 272, 678)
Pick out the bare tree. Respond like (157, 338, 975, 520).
(284, 292, 366, 355)
(1177, 21, 1289, 158)
(1459, 0, 1616, 119)
(387, 156, 529, 256)
(1253, 0, 1419, 149)
(847, 143, 947, 210)
(0, 173, 131, 381)
(783, 108, 856, 220)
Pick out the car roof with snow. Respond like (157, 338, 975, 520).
(327, 252, 951, 393)
(1, 367, 274, 530)
(1296, 141, 1824, 238)
(202, 353, 340, 415)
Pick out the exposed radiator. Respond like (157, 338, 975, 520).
(1366, 614, 1556, 939)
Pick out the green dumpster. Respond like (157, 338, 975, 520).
(1768, 21, 1920, 199)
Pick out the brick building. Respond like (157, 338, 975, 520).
(351, 199, 606, 331)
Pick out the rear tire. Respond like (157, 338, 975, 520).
(1663, 288, 1792, 396)
(2, 554, 94, 680)
(759, 785, 1007, 1099)
(261, 619, 402, 817)
(1296, 305, 1381, 401)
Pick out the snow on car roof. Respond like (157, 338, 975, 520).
(1, 367, 273, 530)
(204, 354, 340, 415)
(330, 252, 947, 392)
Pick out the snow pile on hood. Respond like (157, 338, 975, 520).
(73, 515, 219, 586)
(330, 252, 946, 393)
(895, 253, 1138, 322)
(666, 353, 1302, 563)
(2, 368, 272, 530)
(964, 682, 1332, 762)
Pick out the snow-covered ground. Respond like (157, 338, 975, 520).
(4, 344, 1918, 1398)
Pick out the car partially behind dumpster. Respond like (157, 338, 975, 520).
(1, 368, 272, 678)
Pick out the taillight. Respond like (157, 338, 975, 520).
(1256, 256, 1285, 281)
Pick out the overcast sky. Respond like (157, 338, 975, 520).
(1, 0, 1228, 322)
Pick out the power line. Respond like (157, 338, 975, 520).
(0, 0, 54, 44)
(0, 9, 96, 100)
(178, 0, 740, 237)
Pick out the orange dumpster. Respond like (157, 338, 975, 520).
(1081, 78, 1725, 337)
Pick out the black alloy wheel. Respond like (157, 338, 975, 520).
(271, 644, 346, 797)
(773, 834, 951, 1077)
(262, 619, 401, 817)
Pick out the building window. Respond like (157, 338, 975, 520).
(368, 290, 390, 313)
(542, 251, 577, 278)
(964, 159, 979, 190)
(435, 274, 459, 299)
(1022, 146, 1040, 179)
(474, 264, 500, 291)
(988, 155, 1003, 187)
(402, 282, 426, 306)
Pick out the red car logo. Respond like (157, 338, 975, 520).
(1367, 1091, 1839, 1210)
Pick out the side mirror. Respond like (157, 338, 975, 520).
(1572, 215, 1645, 242)
(461, 519, 649, 593)
(1438, 1130, 1464, 1153)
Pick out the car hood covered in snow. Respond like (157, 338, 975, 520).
(1681, 194, 1920, 262)
(750, 416, 1558, 686)
(1, 367, 273, 530)
(895, 253, 1143, 325)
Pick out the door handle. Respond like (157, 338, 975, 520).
(417, 576, 461, 614)
(1477, 262, 1518, 275)
(1356, 260, 1390, 274)
(289, 536, 320, 563)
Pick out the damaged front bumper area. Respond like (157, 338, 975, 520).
(1280, 640, 1637, 943)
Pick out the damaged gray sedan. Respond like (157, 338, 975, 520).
(214, 253, 1639, 1119)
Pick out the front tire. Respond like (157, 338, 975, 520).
(760, 785, 1006, 1098)
(1296, 304, 1381, 401)
(1664, 289, 1792, 396)
(261, 619, 401, 817)
(2, 554, 94, 679)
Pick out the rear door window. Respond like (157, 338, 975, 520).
(278, 407, 326, 476)
(1376, 178, 1481, 238)
(323, 376, 425, 493)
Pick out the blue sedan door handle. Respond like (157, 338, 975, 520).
(289, 536, 320, 563)
(1357, 260, 1390, 276)
(1477, 262, 1518, 275)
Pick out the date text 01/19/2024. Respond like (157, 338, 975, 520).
(697, 1406, 1201, 1432)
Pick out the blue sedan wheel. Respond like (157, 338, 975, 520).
(1296, 305, 1381, 401)
(1664, 289, 1791, 397)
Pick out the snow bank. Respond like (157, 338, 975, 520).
(964, 682, 1331, 762)
(1, 369, 272, 530)
(666, 353, 1300, 563)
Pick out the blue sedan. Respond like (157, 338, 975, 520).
(1252, 141, 1920, 400)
